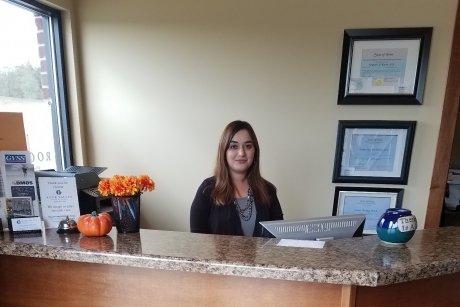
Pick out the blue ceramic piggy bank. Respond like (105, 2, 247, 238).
(376, 208, 417, 244)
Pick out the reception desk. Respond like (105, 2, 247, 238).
(0, 227, 459, 306)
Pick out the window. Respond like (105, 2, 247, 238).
(0, 0, 72, 170)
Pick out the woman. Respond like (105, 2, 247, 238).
(190, 120, 283, 237)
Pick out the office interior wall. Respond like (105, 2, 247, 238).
(73, 0, 457, 230)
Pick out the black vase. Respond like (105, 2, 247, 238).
(111, 195, 141, 233)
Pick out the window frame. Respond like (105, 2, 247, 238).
(6, 0, 73, 169)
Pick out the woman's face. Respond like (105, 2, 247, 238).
(226, 129, 255, 176)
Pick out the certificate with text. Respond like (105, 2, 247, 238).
(341, 128, 407, 178)
(348, 39, 420, 95)
(338, 191, 398, 234)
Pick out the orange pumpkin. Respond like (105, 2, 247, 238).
(77, 211, 113, 237)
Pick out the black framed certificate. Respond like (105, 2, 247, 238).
(332, 120, 416, 184)
(332, 187, 404, 234)
(337, 28, 432, 105)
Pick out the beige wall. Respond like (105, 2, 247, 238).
(73, 0, 457, 231)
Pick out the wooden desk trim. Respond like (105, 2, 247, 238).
(1, 255, 458, 307)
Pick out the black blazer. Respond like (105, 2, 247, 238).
(190, 177, 284, 237)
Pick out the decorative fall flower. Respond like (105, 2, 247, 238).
(98, 174, 155, 197)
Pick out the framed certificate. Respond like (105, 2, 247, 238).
(332, 187, 404, 234)
(338, 28, 432, 105)
(332, 121, 416, 184)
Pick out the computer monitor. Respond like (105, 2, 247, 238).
(259, 214, 365, 240)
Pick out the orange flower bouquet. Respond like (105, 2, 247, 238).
(98, 175, 155, 197)
(98, 175, 155, 233)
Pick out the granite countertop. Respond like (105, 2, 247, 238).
(0, 227, 459, 287)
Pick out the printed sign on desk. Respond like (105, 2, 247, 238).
(38, 177, 80, 228)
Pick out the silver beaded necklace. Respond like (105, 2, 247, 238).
(234, 188, 254, 221)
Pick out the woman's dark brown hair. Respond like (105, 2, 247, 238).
(212, 120, 271, 205)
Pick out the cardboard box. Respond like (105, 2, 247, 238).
(0, 112, 27, 151)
